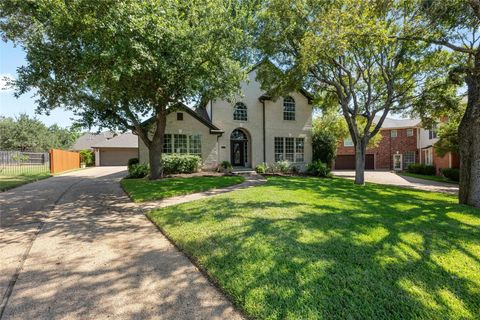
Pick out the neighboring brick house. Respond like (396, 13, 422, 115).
(335, 117, 459, 175)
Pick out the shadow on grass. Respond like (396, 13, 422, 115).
(148, 176, 480, 319)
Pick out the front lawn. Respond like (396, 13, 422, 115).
(0, 172, 51, 191)
(148, 176, 480, 320)
(121, 175, 245, 202)
(398, 172, 458, 184)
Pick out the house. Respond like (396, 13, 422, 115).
(71, 132, 138, 166)
(138, 68, 313, 170)
(335, 117, 459, 174)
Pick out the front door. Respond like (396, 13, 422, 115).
(393, 154, 403, 171)
(231, 141, 245, 166)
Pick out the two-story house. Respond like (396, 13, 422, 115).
(335, 117, 459, 174)
(138, 68, 313, 170)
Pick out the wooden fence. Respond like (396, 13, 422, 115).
(49, 149, 80, 174)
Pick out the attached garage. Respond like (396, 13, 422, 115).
(99, 148, 138, 166)
(334, 154, 375, 170)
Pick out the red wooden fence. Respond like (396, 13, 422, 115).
(49, 149, 80, 174)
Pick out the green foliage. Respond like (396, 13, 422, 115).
(407, 163, 436, 176)
(127, 164, 149, 179)
(218, 161, 233, 173)
(442, 168, 460, 182)
(255, 162, 269, 174)
(312, 130, 337, 166)
(147, 176, 480, 319)
(162, 154, 201, 174)
(306, 160, 331, 177)
(127, 158, 139, 170)
(434, 105, 465, 157)
(0, 114, 79, 151)
(270, 160, 290, 174)
(121, 176, 244, 202)
(79, 150, 94, 166)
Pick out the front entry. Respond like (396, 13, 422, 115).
(230, 129, 248, 167)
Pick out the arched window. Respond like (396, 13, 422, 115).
(283, 96, 295, 120)
(233, 102, 247, 121)
(230, 129, 248, 141)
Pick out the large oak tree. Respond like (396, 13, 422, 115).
(0, 0, 254, 179)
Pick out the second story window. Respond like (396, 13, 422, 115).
(407, 128, 414, 136)
(233, 102, 247, 121)
(283, 96, 296, 120)
(344, 137, 354, 147)
(391, 129, 398, 138)
(429, 123, 438, 139)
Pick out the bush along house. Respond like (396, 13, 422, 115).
(335, 117, 459, 175)
(138, 66, 314, 171)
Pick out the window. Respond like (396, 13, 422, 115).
(429, 123, 438, 139)
(406, 128, 414, 137)
(163, 134, 172, 153)
(391, 130, 398, 138)
(295, 138, 305, 162)
(274, 137, 305, 162)
(403, 151, 415, 167)
(283, 96, 296, 120)
(177, 112, 183, 121)
(344, 137, 354, 147)
(233, 102, 247, 121)
(274, 137, 284, 162)
(189, 134, 201, 156)
(174, 134, 188, 153)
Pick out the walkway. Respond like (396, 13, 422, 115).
(332, 170, 459, 194)
(0, 167, 245, 319)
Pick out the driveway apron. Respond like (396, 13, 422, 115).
(0, 167, 242, 320)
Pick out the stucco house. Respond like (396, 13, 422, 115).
(335, 117, 459, 174)
(138, 69, 313, 170)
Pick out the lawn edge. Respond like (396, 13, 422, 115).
(143, 210, 253, 320)
(0, 174, 52, 192)
(397, 172, 459, 185)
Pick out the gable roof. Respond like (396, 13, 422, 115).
(374, 116, 421, 129)
(142, 103, 223, 134)
(71, 132, 138, 150)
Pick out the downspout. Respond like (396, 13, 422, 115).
(262, 100, 266, 163)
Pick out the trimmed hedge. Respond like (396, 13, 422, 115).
(442, 168, 460, 182)
(307, 160, 331, 177)
(162, 154, 201, 174)
(407, 163, 436, 176)
(128, 163, 149, 178)
(128, 157, 139, 170)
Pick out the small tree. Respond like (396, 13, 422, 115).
(0, 0, 254, 179)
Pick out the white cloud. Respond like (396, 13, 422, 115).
(0, 74, 15, 92)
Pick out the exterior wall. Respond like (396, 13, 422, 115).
(418, 127, 439, 149)
(210, 70, 313, 169)
(337, 128, 418, 170)
(138, 110, 219, 170)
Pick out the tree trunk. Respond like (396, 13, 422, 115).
(459, 71, 480, 207)
(354, 139, 367, 185)
(148, 111, 167, 180)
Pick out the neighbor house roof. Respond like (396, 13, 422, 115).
(374, 116, 421, 129)
(71, 132, 138, 150)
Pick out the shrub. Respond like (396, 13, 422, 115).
(79, 150, 95, 166)
(162, 154, 201, 174)
(128, 163, 149, 178)
(307, 160, 331, 177)
(218, 160, 233, 173)
(312, 130, 337, 167)
(423, 165, 436, 176)
(255, 162, 268, 174)
(407, 163, 424, 174)
(127, 157, 139, 170)
(270, 160, 290, 174)
(442, 168, 460, 181)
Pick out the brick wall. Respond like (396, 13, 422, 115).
(337, 128, 418, 170)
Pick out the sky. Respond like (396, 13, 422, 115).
(0, 41, 77, 127)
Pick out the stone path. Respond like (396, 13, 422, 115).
(0, 167, 260, 320)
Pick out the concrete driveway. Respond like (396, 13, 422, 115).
(0, 167, 242, 320)
(332, 170, 459, 194)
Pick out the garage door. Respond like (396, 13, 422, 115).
(100, 148, 138, 166)
(334, 154, 374, 170)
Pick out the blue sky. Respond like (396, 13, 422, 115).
(0, 41, 77, 127)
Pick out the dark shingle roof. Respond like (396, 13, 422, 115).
(71, 132, 137, 150)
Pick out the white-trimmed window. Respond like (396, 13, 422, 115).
(233, 102, 247, 121)
(391, 129, 398, 138)
(429, 123, 438, 139)
(344, 137, 354, 147)
(406, 128, 414, 137)
(163, 133, 202, 157)
(274, 137, 305, 162)
(283, 97, 296, 120)
(403, 151, 415, 167)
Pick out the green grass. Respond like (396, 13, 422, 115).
(147, 176, 480, 320)
(121, 175, 245, 202)
(398, 172, 458, 184)
(0, 172, 51, 191)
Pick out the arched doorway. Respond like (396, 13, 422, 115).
(230, 129, 249, 167)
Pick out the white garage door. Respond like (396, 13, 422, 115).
(99, 148, 138, 166)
